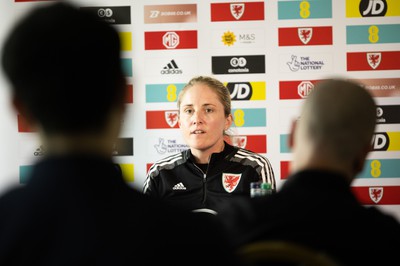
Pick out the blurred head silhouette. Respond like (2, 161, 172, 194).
(289, 78, 376, 182)
(2, 2, 126, 155)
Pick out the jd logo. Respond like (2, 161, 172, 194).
(371, 132, 389, 151)
(359, 0, 387, 17)
(227, 82, 253, 100)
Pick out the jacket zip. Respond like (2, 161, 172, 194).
(192, 163, 208, 205)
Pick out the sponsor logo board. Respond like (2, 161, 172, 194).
(231, 108, 266, 127)
(352, 186, 400, 205)
(149, 137, 189, 156)
(350, 78, 400, 97)
(121, 58, 132, 77)
(146, 110, 179, 129)
(144, 4, 197, 23)
(279, 26, 333, 46)
(347, 51, 400, 71)
(357, 159, 400, 178)
(112, 138, 134, 156)
(280, 161, 290, 180)
(376, 105, 400, 124)
(346, 0, 400, 17)
(144, 30, 197, 50)
(80, 6, 131, 24)
(213, 29, 265, 48)
(280, 134, 291, 153)
(281, 54, 332, 73)
(228, 135, 267, 153)
(211, 2, 264, 22)
(278, 0, 332, 19)
(119, 32, 132, 51)
(119, 163, 134, 182)
(212, 55, 265, 74)
(146, 83, 185, 103)
(347, 24, 400, 44)
(225, 81, 266, 101)
(279, 80, 325, 99)
(145, 57, 198, 77)
(371, 132, 400, 151)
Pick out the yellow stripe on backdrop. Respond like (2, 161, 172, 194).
(387, 132, 400, 151)
(119, 32, 132, 51)
(119, 163, 134, 182)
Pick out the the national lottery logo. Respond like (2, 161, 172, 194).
(287, 55, 301, 71)
(285, 55, 327, 72)
(230, 4, 245, 20)
(367, 53, 381, 69)
(153, 138, 189, 155)
(369, 187, 383, 203)
(165, 111, 179, 128)
(298, 28, 312, 44)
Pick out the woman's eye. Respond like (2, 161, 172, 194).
(185, 109, 193, 114)
(205, 108, 213, 113)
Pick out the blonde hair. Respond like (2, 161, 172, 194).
(177, 76, 231, 117)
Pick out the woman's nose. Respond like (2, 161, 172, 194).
(191, 111, 203, 124)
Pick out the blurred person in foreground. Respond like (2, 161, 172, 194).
(143, 75, 275, 215)
(0, 3, 239, 265)
(219, 78, 400, 265)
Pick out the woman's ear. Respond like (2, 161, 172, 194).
(225, 114, 233, 130)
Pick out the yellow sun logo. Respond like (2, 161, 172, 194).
(222, 31, 236, 46)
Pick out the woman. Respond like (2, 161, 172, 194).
(143, 76, 275, 214)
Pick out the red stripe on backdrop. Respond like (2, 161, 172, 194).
(347, 51, 400, 71)
(278, 26, 333, 46)
(146, 163, 153, 173)
(17, 115, 35, 133)
(279, 80, 324, 99)
(280, 161, 290, 180)
(144, 30, 197, 50)
(352, 186, 400, 205)
(211, 2, 264, 21)
(125, 84, 133, 103)
(228, 135, 267, 153)
(146, 110, 180, 129)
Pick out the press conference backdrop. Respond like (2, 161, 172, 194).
(0, 0, 399, 220)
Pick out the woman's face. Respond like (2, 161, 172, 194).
(178, 83, 232, 156)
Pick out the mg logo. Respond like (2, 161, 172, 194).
(297, 81, 314, 98)
(163, 32, 180, 49)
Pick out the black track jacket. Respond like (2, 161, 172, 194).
(143, 141, 275, 214)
